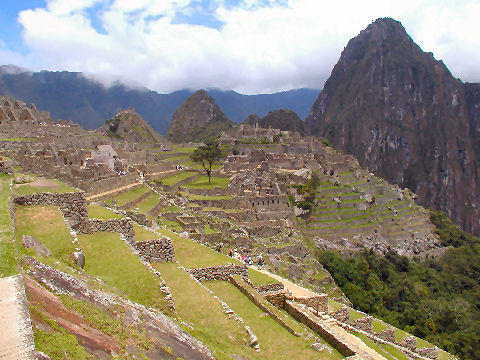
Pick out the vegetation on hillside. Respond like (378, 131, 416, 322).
(317, 211, 480, 360)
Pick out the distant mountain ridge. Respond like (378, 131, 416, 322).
(305, 17, 480, 235)
(0, 66, 319, 134)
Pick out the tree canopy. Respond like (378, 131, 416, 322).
(190, 143, 223, 183)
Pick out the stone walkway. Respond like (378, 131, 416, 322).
(0, 275, 36, 360)
(86, 182, 141, 201)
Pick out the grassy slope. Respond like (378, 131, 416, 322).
(77, 231, 170, 313)
(105, 186, 149, 207)
(87, 204, 123, 220)
(14, 178, 78, 196)
(0, 174, 16, 276)
(183, 175, 229, 189)
(158, 171, 197, 186)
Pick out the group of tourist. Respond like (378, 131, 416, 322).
(227, 248, 264, 266)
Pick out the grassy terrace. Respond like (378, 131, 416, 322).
(183, 175, 229, 189)
(77, 231, 170, 312)
(15, 205, 75, 265)
(181, 192, 232, 201)
(87, 204, 123, 220)
(153, 262, 256, 360)
(14, 178, 78, 196)
(206, 281, 342, 360)
(156, 228, 239, 268)
(0, 174, 16, 276)
(131, 192, 160, 213)
(133, 223, 157, 241)
(354, 332, 409, 360)
(157, 171, 197, 186)
(104, 186, 149, 207)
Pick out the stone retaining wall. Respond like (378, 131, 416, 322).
(353, 315, 373, 333)
(284, 300, 356, 357)
(14, 192, 87, 225)
(400, 336, 417, 351)
(229, 276, 299, 336)
(417, 347, 439, 360)
(263, 290, 288, 308)
(293, 294, 328, 314)
(256, 283, 284, 293)
(187, 264, 248, 281)
(331, 306, 350, 323)
(73, 218, 134, 242)
(378, 328, 396, 342)
(132, 239, 175, 262)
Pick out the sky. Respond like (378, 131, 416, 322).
(0, 0, 479, 94)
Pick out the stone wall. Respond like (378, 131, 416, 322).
(377, 328, 396, 343)
(331, 306, 350, 323)
(417, 347, 439, 360)
(73, 218, 134, 242)
(14, 192, 88, 225)
(263, 290, 288, 308)
(399, 336, 417, 351)
(229, 276, 299, 336)
(284, 300, 356, 357)
(353, 315, 373, 333)
(293, 294, 328, 314)
(132, 239, 175, 262)
(187, 264, 248, 281)
(256, 283, 284, 293)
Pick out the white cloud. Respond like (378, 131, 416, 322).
(3, 0, 480, 93)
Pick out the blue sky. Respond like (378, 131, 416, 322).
(1, 0, 480, 94)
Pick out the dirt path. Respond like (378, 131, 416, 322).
(252, 266, 317, 298)
(0, 275, 36, 359)
(86, 182, 141, 201)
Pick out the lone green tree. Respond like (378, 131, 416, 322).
(190, 143, 223, 183)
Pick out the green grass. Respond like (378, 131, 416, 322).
(206, 280, 342, 360)
(15, 205, 75, 265)
(373, 320, 389, 333)
(132, 193, 161, 213)
(354, 331, 409, 360)
(170, 146, 197, 154)
(183, 192, 232, 201)
(183, 175, 229, 189)
(77, 232, 170, 313)
(248, 268, 279, 286)
(163, 155, 190, 162)
(157, 171, 197, 186)
(87, 204, 123, 220)
(157, 217, 183, 232)
(204, 224, 217, 234)
(106, 186, 149, 207)
(0, 174, 17, 276)
(156, 228, 239, 268)
(182, 160, 223, 171)
(153, 262, 256, 360)
(14, 178, 78, 196)
(0, 137, 36, 141)
(133, 223, 157, 241)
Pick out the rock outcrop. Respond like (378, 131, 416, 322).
(244, 109, 305, 136)
(167, 90, 233, 143)
(305, 17, 480, 235)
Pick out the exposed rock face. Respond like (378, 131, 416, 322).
(101, 108, 162, 144)
(167, 90, 233, 143)
(244, 109, 305, 136)
(305, 17, 480, 234)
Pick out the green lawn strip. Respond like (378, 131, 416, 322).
(14, 179, 79, 196)
(170, 146, 197, 154)
(133, 223, 158, 241)
(163, 155, 191, 162)
(156, 228, 239, 268)
(153, 262, 256, 360)
(183, 175, 229, 189)
(353, 332, 409, 360)
(0, 137, 36, 141)
(248, 268, 279, 286)
(182, 161, 223, 171)
(157, 217, 183, 232)
(372, 319, 389, 333)
(328, 299, 343, 312)
(204, 224, 217, 234)
(77, 232, 169, 312)
(349, 308, 366, 321)
(15, 205, 75, 265)
(182, 192, 232, 201)
(107, 186, 149, 207)
(0, 174, 17, 276)
(87, 204, 123, 220)
(206, 280, 342, 360)
(157, 171, 197, 186)
(131, 193, 160, 213)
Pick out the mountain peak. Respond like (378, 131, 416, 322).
(166, 89, 233, 143)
